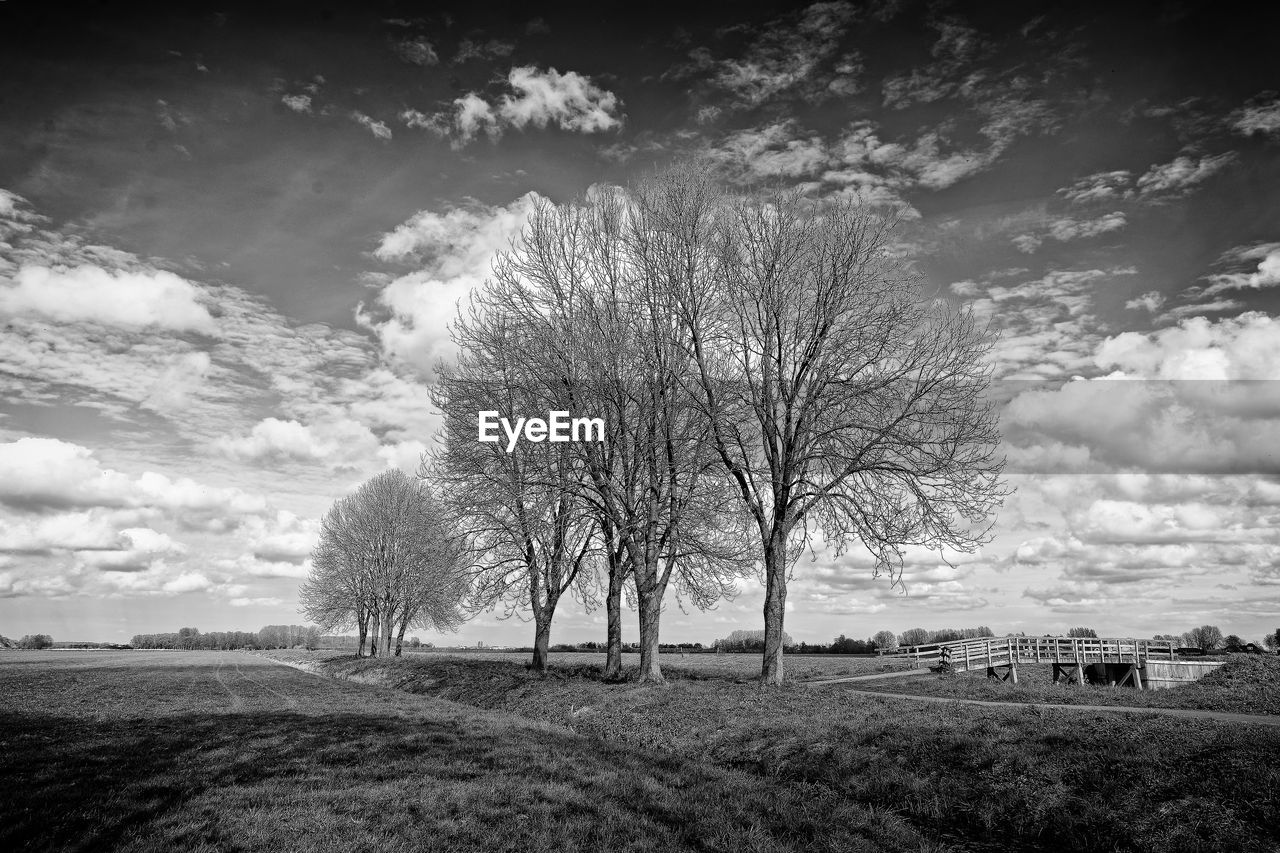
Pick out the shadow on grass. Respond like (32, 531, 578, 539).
(0, 706, 932, 853)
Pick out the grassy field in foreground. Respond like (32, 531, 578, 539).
(394, 649, 914, 681)
(296, 650, 1280, 853)
(865, 655, 1280, 716)
(0, 650, 934, 853)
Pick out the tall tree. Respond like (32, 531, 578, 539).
(429, 306, 597, 673)
(481, 193, 753, 682)
(643, 167, 1007, 684)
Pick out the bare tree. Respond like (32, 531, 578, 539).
(641, 167, 1006, 684)
(1186, 625, 1223, 650)
(461, 193, 754, 682)
(429, 302, 597, 673)
(301, 470, 466, 657)
(872, 630, 898, 651)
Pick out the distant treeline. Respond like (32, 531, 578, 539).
(898, 627, 995, 646)
(129, 625, 321, 650)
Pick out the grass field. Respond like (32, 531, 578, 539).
(394, 649, 914, 681)
(299, 650, 1280, 852)
(0, 650, 936, 853)
(5, 649, 1280, 852)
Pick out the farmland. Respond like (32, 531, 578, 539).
(4, 649, 1279, 852)
(5, 645, 1274, 850)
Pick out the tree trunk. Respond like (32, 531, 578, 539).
(382, 609, 394, 657)
(761, 533, 789, 685)
(531, 614, 552, 673)
(357, 615, 369, 658)
(637, 589, 663, 683)
(604, 558, 625, 681)
(395, 621, 408, 657)
(368, 612, 380, 658)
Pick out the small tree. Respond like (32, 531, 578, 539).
(873, 630, 898, 652)
(1067, 627, 1098, 638)
(1264, 629, 1280, 651)
(1223, 634, 1244, 649)
(899, 627, 930, 647)
(1187, 625, 1223, 651)
(17, 634, 53, 649)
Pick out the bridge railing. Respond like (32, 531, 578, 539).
(892, 636, 1181, 670)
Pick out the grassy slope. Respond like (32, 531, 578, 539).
(305, 652, 1280, 853)
(866, 655, 1280, 716)
(0, 651, 936, 853)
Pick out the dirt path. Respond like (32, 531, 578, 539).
(839, 686, 1280, 727)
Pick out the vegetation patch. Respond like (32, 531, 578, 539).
(299, 650, 1280, 852)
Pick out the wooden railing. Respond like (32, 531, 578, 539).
(891, 636, 1180, 672)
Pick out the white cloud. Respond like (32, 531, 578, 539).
(241, 511, 320, 563)
(76, 527, 187, 573)
(0, 437, 268, 518)
(710, 122, 830, 180)
(1134, 152, 1236, 197)
(1095, 312, 1280, 380)
(0, 509, 150, 553)
(1231, 96, 1280, 136)
(351, 112, 392, 140)
(216, 416, 380, 470)
(216, 553, 313, 580)
(394, 37, 438, 66)
(1057, 170, 1131, 204)
(360, 193, 543, 374)
(378, 439, 427, 474)
(423, 66, 622, 145)
(281, 94, 312, 113)
(1203, 245, 1280, 295)
(1013, 211, 1127, 253)
(0, 264, 216, 333)
(1125, 291, 1165, 312)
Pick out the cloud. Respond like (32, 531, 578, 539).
(0, 509, 151, 554)
(360, 193, 542, 374)
(281, 94, 312, 113)
(351, 112, 392, 140)
(76, 528, 187, 573)
(1095, 312, 1280, 380)
(216, 553, 313, 580)
(216, 416, 380, 470)
(0, 264, 216, 333)
(242, 511, 319, 563)
(957, 267, 1134, 378)
(709, 122, 831, 180)
(1202, 244, 1280, 295)
(394, 37, 438, 66)
(419, 66, 621, 145)
(1057, 170, 1131, 204)
(1012, 211, 1127, 252)
(1125, 291, 1165, 312)
(707, 2, 861, 107)
(0, 437, 269, 518)
(378, 439, 427, 474)
(1231, 95, 1280, 136)
(453, 38, 516, 64)
(1134, 152, 1236, 197)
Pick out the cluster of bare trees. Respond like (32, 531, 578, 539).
(301, 470, 466, 657)
(427, 165, 1007, 684)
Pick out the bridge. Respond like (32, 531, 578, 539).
(889, 636, 1186, 690)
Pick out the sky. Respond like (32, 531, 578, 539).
(3, 0, 1280, 647)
